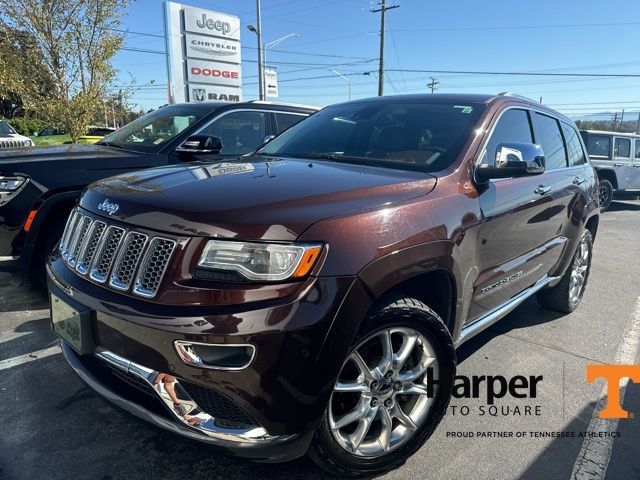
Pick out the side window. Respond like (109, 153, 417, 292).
(532, 113, 567, 170)
(481, 109, 533, 166)
(614, 138, 631, 158)
(636, 140, 640, 159)
(275, 113, 306, 133)
(584, 134, 611, 158)
(199, 111, 267, 155)
(561, 123, 586, 166)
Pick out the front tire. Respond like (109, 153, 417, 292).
(308, 297, 455, 478)
(537, 229, 593, 313)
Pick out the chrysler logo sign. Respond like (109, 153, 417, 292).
(190, 39, 237, 57)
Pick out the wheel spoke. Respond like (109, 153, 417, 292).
(349, 405, 378, 451)
(334, 381, 369, 393)
(330, 397, 370, 430)
(349, 351, 375, 382)
(397, 357, 437, 382)
(378, 408, 393, 451)
(401, 383, 430, 396)
(392, 404, 417, 431)
(375, 329, 394, 375)
(393, 332, 418, 371)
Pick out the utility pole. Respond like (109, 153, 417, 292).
(426, 76, 439, 93)
(636, 111, 640, 135)
(256, 0, 264, 100)
(371, 0, 399, 96)
(620, 109, 625, 130)
(612, 112, 619, 131)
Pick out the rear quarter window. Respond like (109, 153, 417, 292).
(532, 113, 567, 170)
(562, 123, 586, 166)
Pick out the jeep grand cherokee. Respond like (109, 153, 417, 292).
(47, 93, 599, 477)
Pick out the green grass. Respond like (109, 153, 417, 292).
(31, 134, 71, 146)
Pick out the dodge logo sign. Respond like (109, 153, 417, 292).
(190, 67, 239, 79)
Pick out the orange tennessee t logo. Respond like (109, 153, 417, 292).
(586, 365, 640, 419)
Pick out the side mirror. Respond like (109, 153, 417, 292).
(475, 142, 545, 183)
(176, 135, 223, 156)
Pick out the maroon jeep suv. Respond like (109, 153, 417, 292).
(48, 93, 599, 477)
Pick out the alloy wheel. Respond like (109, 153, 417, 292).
(599, 184, 609, 207)
(329, 327, 439, 457)
(569, 236, 590, 303)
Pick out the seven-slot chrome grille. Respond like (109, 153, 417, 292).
(59, 209, 176, 298)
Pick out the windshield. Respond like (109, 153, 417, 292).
(99, 106, 209, 152)
(259, 100, 485, 172)
(0, 121, 17, 135)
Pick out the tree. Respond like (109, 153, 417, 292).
(0, 0, 131, 141)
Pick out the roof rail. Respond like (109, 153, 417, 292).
(247, 100, 320, 110)
(498, 92, 538, 102)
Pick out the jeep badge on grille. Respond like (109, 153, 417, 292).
(97, 199, 120, 216)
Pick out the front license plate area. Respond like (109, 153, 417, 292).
(50, 294, 94, 355)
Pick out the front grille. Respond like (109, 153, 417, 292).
(180, 380, 257, 429)
(0, 139, 27, 148)
(59, 208, 176, 298)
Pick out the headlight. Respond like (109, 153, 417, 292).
(0, 176, 27, 192)
(197, 240, 323, 282)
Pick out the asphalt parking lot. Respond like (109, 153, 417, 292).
(1, 200, 639, 480)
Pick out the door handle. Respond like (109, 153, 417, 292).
(614, 163, 623, 167)
(534, 185, 552, 195)
(573, 175, 586, 185)
(633, 164, 640, 168)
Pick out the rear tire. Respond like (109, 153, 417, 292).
(598, 179, 613, 212)
(308, 297, 455, 478)
(537, 229, 593, 313)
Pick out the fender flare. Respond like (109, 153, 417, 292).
(19, 190, 81, 273)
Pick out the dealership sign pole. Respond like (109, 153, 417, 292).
(164, 2, 242, 103)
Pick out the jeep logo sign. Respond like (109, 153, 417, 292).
(182, 6, 241, 41)
(97, 199, 120, 216)
(196, 14, 231, 35)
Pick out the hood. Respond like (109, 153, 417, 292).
(0, 143, 126, 162)
(80, 156, 437, 241)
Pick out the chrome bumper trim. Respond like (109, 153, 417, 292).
(93, 347, 274, 444)
(62, 342, 295, 448)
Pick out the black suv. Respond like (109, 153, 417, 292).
(0, 101, 317, 281)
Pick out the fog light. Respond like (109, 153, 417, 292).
(174, 340, 255, 370)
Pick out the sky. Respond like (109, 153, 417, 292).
(112, 0, 640, 121)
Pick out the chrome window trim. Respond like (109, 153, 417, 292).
(190, 108, 308, 140)
(473, 104, 577, 184)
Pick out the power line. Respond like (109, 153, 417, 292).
(391, 21, 640, 33)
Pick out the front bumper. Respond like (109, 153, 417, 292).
(61, 342, 309, 462)
(48, 256, 371, 461)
